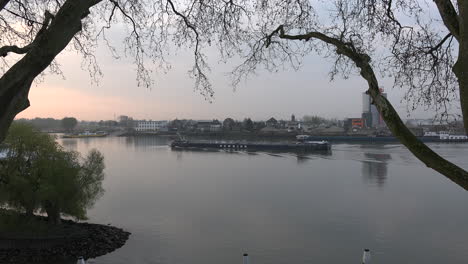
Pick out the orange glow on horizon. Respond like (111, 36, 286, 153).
(16, 85, 174, 121)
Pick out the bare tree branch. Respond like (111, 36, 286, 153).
(266, 25, 468, 190)
(426, 32, 452, 53)
(0, 0, 101, 142)
(0, 0, 467, 190)
(0, 10, 53, 57)
(0, 44, 31, 57)
(108, 0, 139, 40)
(166, 0, 213, 98)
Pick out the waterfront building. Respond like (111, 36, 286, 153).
(278, 120, 288, 129)
(344, 118, 364, 132)
(135, 120, 169, 132)
(196, 120, 222, 132)
(347, 118, 364, 128)
(362, 88, 387, 128)
(119, 115, 135, 129)
(266, 117, 278, 128)
(287, 114, 301, 131)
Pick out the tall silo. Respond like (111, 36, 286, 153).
(362, 92, 372, 127)
(362, 92, 371, 113)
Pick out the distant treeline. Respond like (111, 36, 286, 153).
(15, 117, 120, 132)
(15, 118, 63, 131)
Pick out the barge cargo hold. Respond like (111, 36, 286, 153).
(170, 140, 331, 152)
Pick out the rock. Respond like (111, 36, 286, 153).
(0, 218, 131, 263)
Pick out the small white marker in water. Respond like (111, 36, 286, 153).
(243, 253, 249, 264)
(77, 256, 86, 264)
(362, 249, 371, 264)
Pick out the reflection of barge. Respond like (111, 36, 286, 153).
(170, 140, 331, 151)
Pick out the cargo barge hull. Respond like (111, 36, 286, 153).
(170, 140, 331, 151)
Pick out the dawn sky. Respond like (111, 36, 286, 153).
(15, 2, 447, 122)
(17, 45, 427, 122)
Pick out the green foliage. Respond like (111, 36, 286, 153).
(61, 117, 78, 131)
(15, 118, 62, 131)
(223, 118, 235, 131)
(242, 118, 254, 131)
(39, 149, 105, 221)
(0, 123, 56, 215)
(0, 123, 105, 224)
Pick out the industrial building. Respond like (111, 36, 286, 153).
(135, 120, 169, 132)
(362, 88, 387, 128)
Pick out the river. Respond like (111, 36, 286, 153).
(58, 136, 468, 264)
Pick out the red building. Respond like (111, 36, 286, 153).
(349, 118, 364, 128)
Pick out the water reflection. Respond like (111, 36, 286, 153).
(170, 148, 331, 165)
(60, 139, 77, 150)
(125, 135, 170, 148)
(46, 139, 468, 264)
(295, 154, 313, 164)
(361, 153, 391, 187)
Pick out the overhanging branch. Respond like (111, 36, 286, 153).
(0, 44, 32, 57)
(0, 10, 54, 57)
(109, 0, 139, 40)
(426, 32, 452, 53)
(265, 25, 468, 190)
(0, 0, 101, 143)
(167, 0, 200, 52)
(266, 25, 368, 64)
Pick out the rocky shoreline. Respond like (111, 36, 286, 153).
(0, 218, 130, 263)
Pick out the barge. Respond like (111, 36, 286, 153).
(170, 140, 331, 152)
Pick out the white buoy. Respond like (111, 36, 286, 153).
(362, 249, 371, 264)
(243, 253, 249, 264)
(77, 256, 86, 264)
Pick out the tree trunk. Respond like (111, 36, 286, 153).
(0, 0, 101, 143)
(25, 205, 34, 218)
(44, 202, 61, 225)
(275, 28, 468, 190)
(456, 1, 468, 134)
(355, 56, 468, 190)
(364, 71, 468, 190)
(0, 0, 10, 12)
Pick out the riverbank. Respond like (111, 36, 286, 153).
(0, 210, 130, 263)
(121, 132, 468, 143)
(122, 131, 300, 140)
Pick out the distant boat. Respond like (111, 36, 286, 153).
(62, 131, 108, 138)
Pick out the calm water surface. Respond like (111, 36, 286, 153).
(59, 136, 468, 264)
